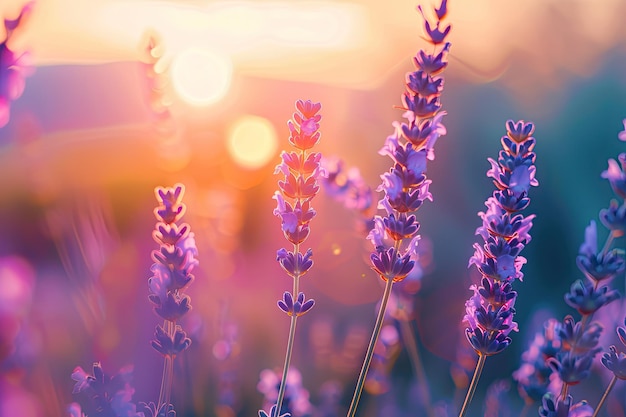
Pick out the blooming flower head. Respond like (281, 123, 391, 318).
(513, 318, 561, 402)
(320, 156, 376, 232)
(464, 120, 538, 356)
(148, 183, 198, 355)
(602, 153, 626, 200)
(70, 363, 142, 417)
(601, 345, 626, 380)
(273, 100, 324, 318)
(539, 393, 594, 417)
(368, 0, 450, 283)
(576, 220, 625, 283)
(258, 368, 312, 417)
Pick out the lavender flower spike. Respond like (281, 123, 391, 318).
(464, 120, 537, 354)
(460, 120, 538, 417)
(348, 2, 451, 416)
(148, 183, 199, 414)
(270, 100, 323, 417)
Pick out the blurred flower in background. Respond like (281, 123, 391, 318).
(0, 0, 626, 416)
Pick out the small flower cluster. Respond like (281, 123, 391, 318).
(265, 100, 324, 417)
(541, 234, 620, 406)
(602, 318, 626, 380)
(535, 121, 626, 416)
(538, 393, 593, 417)
(257, 368, 313, 417)
(320, 156, 375, 233)
(148, 184, 198, 356)
(367, 0, 449, 283)
(513, 318, 561, 403)
(0, 2, 33, 128)
(464, 120, 538, 356)
(547, 316, 603, 388)
(69, 362, 142, 417)
(273, 99, 324, 317)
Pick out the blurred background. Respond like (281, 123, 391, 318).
(1, 0, 626, 416)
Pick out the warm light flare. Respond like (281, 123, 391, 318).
(227, 115, 278, 170)
(170, 47, 232, 106)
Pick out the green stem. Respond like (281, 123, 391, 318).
(275, 313, 298, 417)
(601, 231, 616, 257)
(458, 353, 486, 417)
(399, 318, 434, 417)
(275, 244, 301, 417)
(157, 320, 175, 412)
(591, 375, 617, 417)
(346, 276, 395, 417)
(559, 382, 569, 403)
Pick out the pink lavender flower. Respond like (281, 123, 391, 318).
(272, 101, 322, 309)
(464, 120, 538, 356)
(0, 3, 33, 128)
(267, 100, 323, 417)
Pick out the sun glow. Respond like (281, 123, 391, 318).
(227, 115, 278, 170)
(170, 47, 232, 106)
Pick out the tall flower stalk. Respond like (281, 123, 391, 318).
(267, 100, 323, 417)
(346, 1, 450, 416)
(147, 184, 198, 416)
(460, 120, 538, 417)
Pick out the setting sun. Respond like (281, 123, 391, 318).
(227, 115, 278, 170)
(170, 47, 232, 106)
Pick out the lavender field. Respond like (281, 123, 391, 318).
(2, 1, 626, 416)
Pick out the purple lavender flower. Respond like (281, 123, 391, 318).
(273, 100, 321, 289)
(576, 220, 624, 283)
(70, 363, 142, 417)
(463, 120, 538, 356)
(539, 393, 594, 417)
(0, 3, 33, 128)
(320, 156, 375, 232)
(347, 3, 451, 417)
(564, 279, 619, 316)
(148, 184, 198, 329)
(148, 183, 198, 414)
(269, 100, 323, 417)
(259, 405, 291, 417)
(602, 153, 626, 199)
(513, 319, 561, 402)
(599, 199, 626, 236)
(601, 346, 626, 380)
(277, 292, 315, 317)
(273, 101, 323, 296)
(258, 368, 312, 417)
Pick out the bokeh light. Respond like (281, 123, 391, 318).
(2, 0, 626, 416)
(170, 47, 232, 106)
(227, 115, 278, 170)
